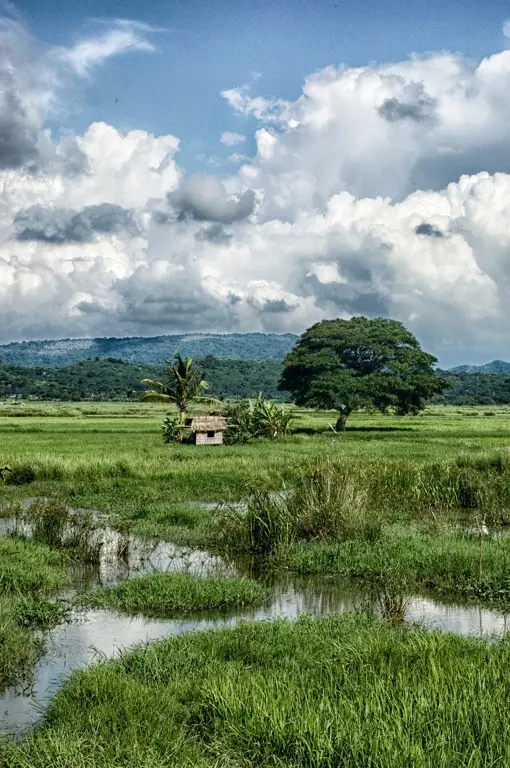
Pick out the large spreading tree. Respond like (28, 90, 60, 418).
(279, 317, 449, 430)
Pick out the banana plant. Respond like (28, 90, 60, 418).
(252, 393, 295, 440)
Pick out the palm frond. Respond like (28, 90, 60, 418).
(141, 355, 213, 410)
(194, 396, 223, 405)
(140, 392, 172, 403)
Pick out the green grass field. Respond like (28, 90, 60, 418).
(6, 614, 510, 767)
(3, 402, 510, 763)
(2, 402, 510, 510)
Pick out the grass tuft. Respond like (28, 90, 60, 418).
(79, 572, 266, 618)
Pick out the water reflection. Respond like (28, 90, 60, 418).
(1, 517, 510, 737)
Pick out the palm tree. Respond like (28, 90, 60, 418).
(140, 354, 217, 412)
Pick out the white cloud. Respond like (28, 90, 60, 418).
(228, 153, 250, 164)
(5, 19, 510, 363)
(221, 84, 292, 123)
(54, 21, 158, 77)
(220, 131, 246, 146)
(503, 20, 510, 38)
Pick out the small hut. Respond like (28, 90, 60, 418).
(185, 415, 228, 446)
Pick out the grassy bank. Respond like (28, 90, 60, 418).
(0, 536, 67, 594)
(79, 572, 265, 618)
(283, 524, 510, 605)
(0, 538, 68, 692)
(4, 614, 510, 767)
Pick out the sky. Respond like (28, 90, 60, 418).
(1, 1, 510, 365)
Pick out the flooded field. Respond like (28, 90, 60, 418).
(1, 513, 509, 737)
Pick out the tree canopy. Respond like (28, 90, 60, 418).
(279, 317, 449, 429)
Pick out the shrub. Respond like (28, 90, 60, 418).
(252, 393, 295, 439)
(5, 464, 36, 485)
(223, 394, 295, 444)
(161, 413, 189, 444)
(223, 400, 254, 444)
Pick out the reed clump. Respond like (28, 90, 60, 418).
(216, 461, 379, 556)
(20, 500, 102, 563)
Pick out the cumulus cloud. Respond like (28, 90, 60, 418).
(168, 175, 255, 223)
(0, 15, 161, 174)
(220, 132, 246, 146)
(6, 20, 510, 364)
(14, 203, 141, 244)
(231, 50, 510, 212)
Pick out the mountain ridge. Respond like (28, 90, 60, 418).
(0, 333, 298, 368)
(450, 360, 510, 375)
(0, 334, 508, 373)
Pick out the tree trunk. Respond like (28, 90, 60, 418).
(335, 409, 351, 432)
(179, 407, 186, 444)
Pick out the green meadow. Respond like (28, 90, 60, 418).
(2, 402, 510, 764)
(6, 615, 510, 767)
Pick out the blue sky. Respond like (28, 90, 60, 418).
(2, 0, 510, 363)
(16, 0, 510, 171)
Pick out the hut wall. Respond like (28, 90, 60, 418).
(195, 431, 224, 446)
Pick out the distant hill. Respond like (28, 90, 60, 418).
(0, 357, 286, 402)
(434, 371, 510, 405)
(2, 356, 510, 405)
(450, 360, 510, 374)
(0, 333, 298, 368)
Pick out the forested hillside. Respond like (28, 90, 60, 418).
(0, 357, 286, 402)
(2, 357, 510, 405)
(434, 372, 510, 406)
(0, 333, 298, 367)
(450, 360, 510, 375)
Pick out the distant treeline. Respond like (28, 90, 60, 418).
(434, 372, 510, 406)
(0, 356, 287, 402)
(1, 358, 510, 405)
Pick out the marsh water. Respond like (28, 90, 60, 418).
(1, 513, 510, 737)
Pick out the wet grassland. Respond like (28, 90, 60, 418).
(3, 403, 510, 765)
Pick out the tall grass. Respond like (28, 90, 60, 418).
(8, 614, 510, 767)
(217, 463, 377, 556)
(0, 537, 68, 693)
(19, 499, 103, 562)
(79, 572, 266, 618)
(215, 454, 510, 556)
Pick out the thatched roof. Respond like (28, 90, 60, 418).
(185, 415, 228, 432)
